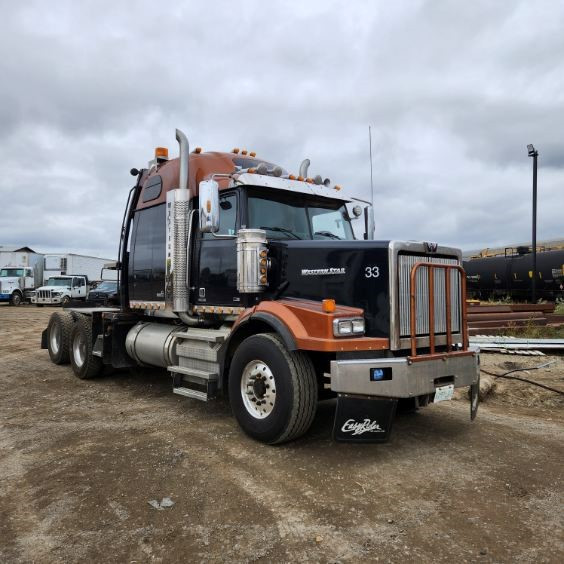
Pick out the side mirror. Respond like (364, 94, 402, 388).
(199, 179, 220, 233)
(364, 206, 375, 240)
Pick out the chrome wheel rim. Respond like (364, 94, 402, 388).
(72, 331, 86, 368)
(241, 360, 276, 419)
(50, 322, 61, 355)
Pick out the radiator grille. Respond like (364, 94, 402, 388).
(38, 290, 52, 299)
(398, 254, 461, 337)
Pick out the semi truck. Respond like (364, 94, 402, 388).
(0, 252, 44, 305)
(41, 129, 480, 444)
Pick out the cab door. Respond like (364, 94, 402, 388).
(72, 277, 87, 298)
(195, 191, 240, 306)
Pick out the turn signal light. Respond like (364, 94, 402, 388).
(260, 250, 268, 258)
(322, 299, 336, 313)
(260, 258, 267, 266)
(155, 147, 169, 159)
(260, 275, 267, 284)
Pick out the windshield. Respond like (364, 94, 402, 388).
(47, 278, 71, 287)
(247, 190, 355, 240)
(0, 268, 25, 277)
(95, 281, 117, 292)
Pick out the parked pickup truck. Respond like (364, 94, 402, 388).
(31, 275, 89, 306)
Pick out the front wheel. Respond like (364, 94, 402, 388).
(10, 292, 22, 306)
(228, 333, 318, 444)
(61, 295, 71, 307)
(70, 315, 103, 379)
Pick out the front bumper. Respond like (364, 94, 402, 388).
(0, 293, 11, 302)
(329, 348, 480, 398)
(31, 297, 62, 305)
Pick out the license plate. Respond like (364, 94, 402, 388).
(434, 384, 454, 403)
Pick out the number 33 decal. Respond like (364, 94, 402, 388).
(365, 266, 380, 278)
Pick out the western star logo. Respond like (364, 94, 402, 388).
(301, 267, 346, 276)
(341, 418, 384, 435)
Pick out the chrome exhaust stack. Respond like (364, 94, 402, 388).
(166, 128, 198, 323)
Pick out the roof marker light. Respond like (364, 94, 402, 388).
(334, 185, 342, 191)
(250, 151, 256, 157)
(297, 175, 304, 181)
(305, 177, 313, 184)
(288, 174, 296, 180)
(232, 148, 240, 154)
(155, 147, 169, 160)
(241, 149, 248, 155)
(194, 147, 202, 154)
(322, 299, 336, 313)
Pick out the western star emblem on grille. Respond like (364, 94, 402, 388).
(424, 241, 438, 253)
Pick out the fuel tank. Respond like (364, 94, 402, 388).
(267, 240, 391, 338)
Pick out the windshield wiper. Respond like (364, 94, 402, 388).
(260, 226, 302, 240)
(314, 230, 342, 240)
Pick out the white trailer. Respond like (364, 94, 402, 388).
(43, 254, 117, 284)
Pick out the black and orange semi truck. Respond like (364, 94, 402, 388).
(41, 129, 479, 444)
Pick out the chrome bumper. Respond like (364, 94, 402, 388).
(329, 348, 480, 398)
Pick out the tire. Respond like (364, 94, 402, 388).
(70, 315, 103, 379)
(61, 295, 71, 307)
(228, 333, 317, 444)
(10, 292, 22, 306)
(47, 311, 74, 364)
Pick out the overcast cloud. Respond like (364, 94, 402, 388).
(0, 0, 562, 258)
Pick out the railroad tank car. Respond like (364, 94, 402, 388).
(464, 248, 564, 300)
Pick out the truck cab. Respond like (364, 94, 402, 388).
(32, 275, 89, 306)
(41, 129, 479, 445)
(0, 266, 35, 305)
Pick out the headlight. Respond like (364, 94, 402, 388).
(333, 317, 365, 337)
(53, 292, 62, 296)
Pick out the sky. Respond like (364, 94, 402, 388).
(0, 0, 562, 259)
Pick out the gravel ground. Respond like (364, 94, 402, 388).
(0, 304, 563, 563)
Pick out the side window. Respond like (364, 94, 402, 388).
(203, 192, 237, 238)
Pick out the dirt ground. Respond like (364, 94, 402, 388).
(1, 304, 563, 563)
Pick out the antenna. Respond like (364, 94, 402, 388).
(368, 125, 374, 207)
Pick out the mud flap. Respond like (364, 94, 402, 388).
(470, 375, 480, 421)
(333, 396, 397, 443)
(41, 327, 48, 350)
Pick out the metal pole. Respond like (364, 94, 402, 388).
(531, 151, 538, 303)
(368, 125, 374, 207)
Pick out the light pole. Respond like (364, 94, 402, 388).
(527, 144, 538, 303)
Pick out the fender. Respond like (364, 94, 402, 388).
(232, 299, 389, 353)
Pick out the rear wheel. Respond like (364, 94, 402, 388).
(47, 311, 74, 364)
(70, 315, 103, 379)
(228, 333, 317, 444)
(10, 292, 22, 306)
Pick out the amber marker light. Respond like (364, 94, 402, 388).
(259, 250, 268, 258)
(241, 149, 248, 155)
(248, 168, 256, 173)
(194, 147, 202, 154)
(206, 200, 211, 213)
(155, 147, 168, 159)
(232, 148, 240, 153)
(288, 174, 296, 180)
(250, 151, 256, 157)
(322, 299, 336, 313)
(306, 177, 313, 184)
(297, 175, 304, 181)
(334, 185, 342, 191)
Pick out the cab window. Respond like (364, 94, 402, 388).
(202, 192, 237, 238)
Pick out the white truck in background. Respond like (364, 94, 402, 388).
(0, 255, 44, 306)
(31, 275, 90, 306)
(43, 254, 117, 285)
